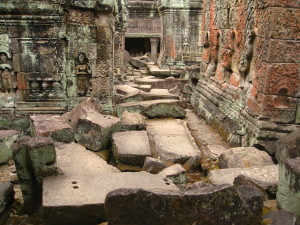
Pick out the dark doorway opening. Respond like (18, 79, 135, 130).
(125, 38, 151, 57)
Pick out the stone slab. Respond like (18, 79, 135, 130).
(115, 84, 142, 96)
(54, 142, 120, 176)
(117, 99, 186, 118)
(43, 172, 178, 225)
(146, 119, 200, 163)
(208, 165, 279, 185)
(121, 92, 179, 103)
(112, 131, 151, 166)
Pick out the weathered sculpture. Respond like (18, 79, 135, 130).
(75, 53, 91, 96)
(0, 52, 15, 93)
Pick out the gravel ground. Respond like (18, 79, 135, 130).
(0, 161, 42, 225)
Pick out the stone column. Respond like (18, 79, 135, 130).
(150, 37, 159, 62)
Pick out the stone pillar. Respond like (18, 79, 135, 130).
(150, 37, 159, 62)
(277, 157, 300, 221)
(13, 137, 58, 214)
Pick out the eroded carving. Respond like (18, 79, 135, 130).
(75, 53, 91, 96)
(0, 52, 16, 93)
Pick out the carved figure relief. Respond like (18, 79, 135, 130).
(182, 37, 190, 56)
(238, 30, 255, 77)
(75, 53, 91, 96)
(0, 52, 16, 93)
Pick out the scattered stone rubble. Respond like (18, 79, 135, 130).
(1, 66, 299, 225)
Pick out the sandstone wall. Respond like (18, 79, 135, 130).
(191, 0, 300, 152)
(0, 0, 126, 114)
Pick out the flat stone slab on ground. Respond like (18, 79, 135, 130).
(75, 112, 121, 151)
(149, 89, 171, 95)
(208, 165, 278, 185)
(117, 99, 186, 118)
(112, 131, 151, 166)
(30, 115, 74, 143)
(55, 142, 120, 176)
(43, 172, 178, 225)
(146, 119, 200, 163)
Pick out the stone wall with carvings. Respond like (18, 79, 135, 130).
(0, 0, 126, 114)
(158, 0, 202, 67)
(191, 0, 300, 152)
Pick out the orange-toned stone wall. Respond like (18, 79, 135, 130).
(191, 0, 300, 152)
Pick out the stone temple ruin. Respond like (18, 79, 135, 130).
(0, 0, 299, 224)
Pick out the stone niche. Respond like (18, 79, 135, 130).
(0, 0, 128, 114)
(191, 0, 300, 153)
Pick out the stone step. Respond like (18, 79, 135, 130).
(146, 119, 201, 163)
(208, 165, 278, 186)
(148, 64, 183, 77)
(116, 99, 186, 118)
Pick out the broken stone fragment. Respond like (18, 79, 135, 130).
(75, 112, 121, 151)
(105, 184, 263, 225)
(117, 99, 186, 118)
(115, 84, 141, 96)
(0, 182, 14, 225)
(121, 111, 145, 131)
(130, 57, 147, 68)
(61, 97, 102, 128)
(234, 174, 277, 200)
(121, 91, 179, 103)
(13, 137, 58, 214)
(30, 115, 74, 143)
(208, 165, 278, 186)
(184, 181, 212, 193)
(143, 157, 167, 174)
(112, 131, 151, 166)
(218, 147, 274, 169)
(262, 210, 297, 225)
(0, 130, 19, 164)
(159, 164, 186, 186)
(277, 157, 300, 222)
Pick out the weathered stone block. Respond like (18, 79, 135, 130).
(143, 157, 167, 174)
(105, 184, 263, 225)
(43, 172, 178, 225)
(0, 182, 14, 225)
(117, 99, 186, 119)
(30, 115, 74, 143)
(262, 210, 297, 225)
(121, 111, 145, 131)
(0, 130, 19, 164)
(275, 128, 300, 161)
(159, 164, 186, 186)
(218, 147, 274, 169)
(112, 131, 152, 166)
(75, 112, 121, 151)
(277, 157, 300, 221)
(208, 165, 278, 186)
(13, 137, 58, 214)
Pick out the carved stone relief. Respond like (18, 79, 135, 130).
(0, 52, 15, 93)
(75, 53, 91, 96)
